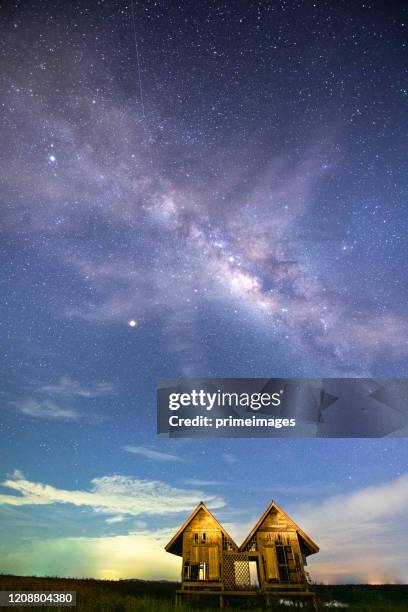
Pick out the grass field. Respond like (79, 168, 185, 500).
(0, 575, 407, 611)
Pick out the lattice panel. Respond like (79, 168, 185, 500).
(223, 552, 251, 590)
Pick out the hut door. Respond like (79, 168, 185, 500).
(249, 559, 259, 586)
(264, 546, 279, 581)
(208, 546, 220, 580)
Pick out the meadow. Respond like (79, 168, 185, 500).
(0, 575, 407, 611)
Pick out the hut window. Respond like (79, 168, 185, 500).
(190, 562, 208, 581)
(246, 536, 257, 551)
(275, 543, 297, 583)
(183, 562, 190, 580)
(222, 533, 234, 550)
(193, 532, 206, 543)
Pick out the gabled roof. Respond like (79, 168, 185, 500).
(239, 500, 319, 556)
(165, 501, 238, 557)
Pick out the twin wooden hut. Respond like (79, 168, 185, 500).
(165, 500, 319, 609)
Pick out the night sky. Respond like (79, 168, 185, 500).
(1, 1, 408, 583)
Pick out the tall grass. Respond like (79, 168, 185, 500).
(0, 575, 407, 611)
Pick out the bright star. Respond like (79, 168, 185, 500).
(128, 319, 137, 327)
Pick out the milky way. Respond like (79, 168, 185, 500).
(2, 2, 408, 376)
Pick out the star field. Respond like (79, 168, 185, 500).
(0, 0, 408, 583)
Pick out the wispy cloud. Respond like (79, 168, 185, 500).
(0, 474, 225, 517)
(38, 376, 114, 399)
(222, 452, 237, 465)
(183, 478, 224, 486)
(123, 446, 181, 462)
(295, 473, 408, 584)
(10, 399, 79, 420)
(105, 515, 126, 524)
(9, 469, 25, 480)
(8, 376, 114, 421)
(0, 530, 180, 581)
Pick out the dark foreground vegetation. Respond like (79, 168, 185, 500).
(0, 575, 407, 611)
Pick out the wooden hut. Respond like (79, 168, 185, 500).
(165, 500, 320, 609)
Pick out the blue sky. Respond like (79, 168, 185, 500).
(1, 0, 408, 584)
